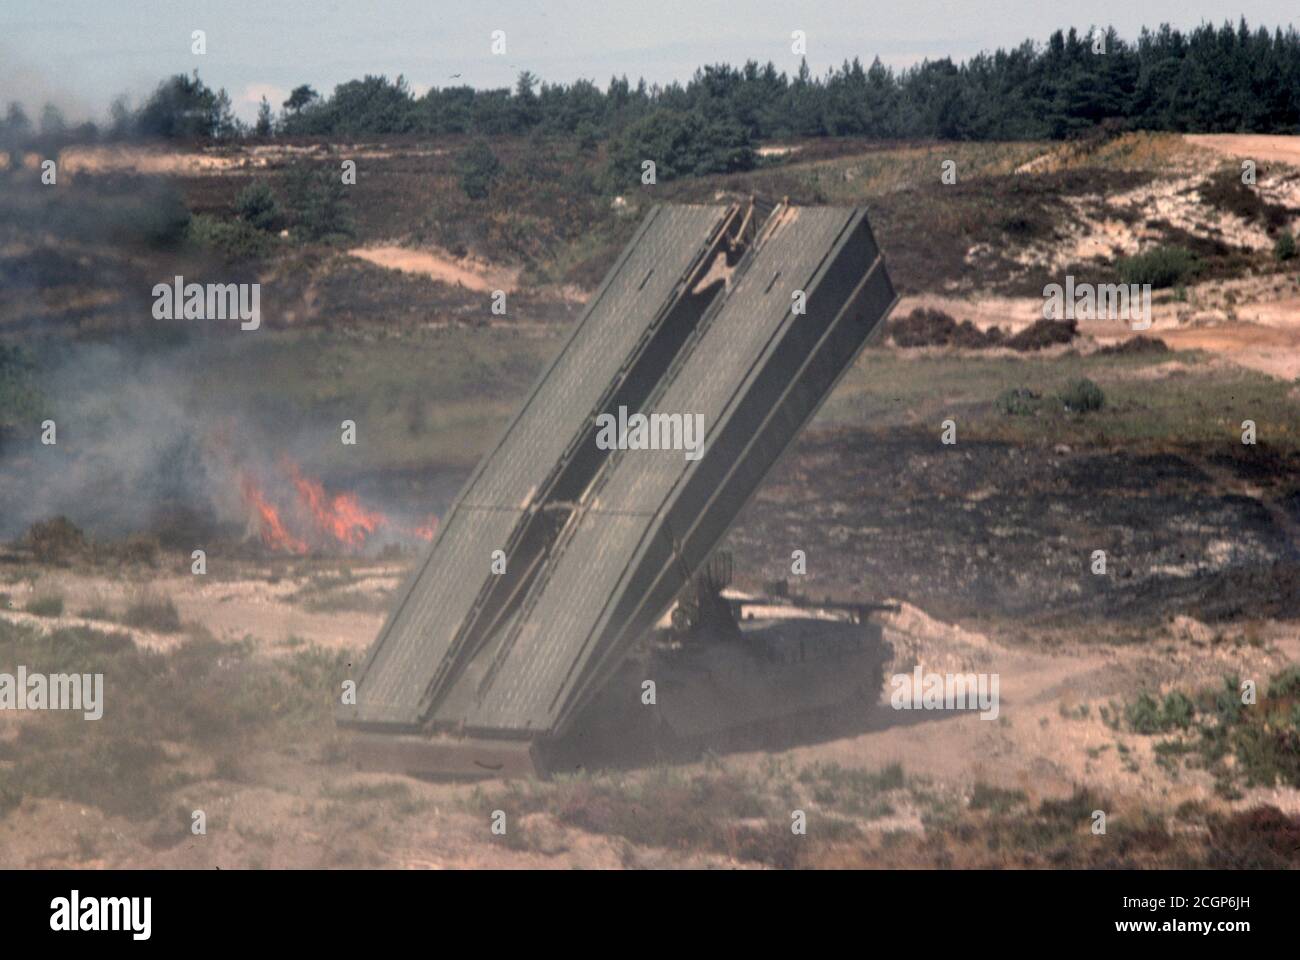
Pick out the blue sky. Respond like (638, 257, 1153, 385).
(2, 1, 1297, 122)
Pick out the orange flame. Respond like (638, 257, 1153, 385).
(234, 451, 434, 555)
(240, 472, 309, 554)
(283, 459, 386, 547)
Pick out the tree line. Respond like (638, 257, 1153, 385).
(3, 20, 1298, 151)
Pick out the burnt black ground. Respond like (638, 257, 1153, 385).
(727, 428, 1300, 631)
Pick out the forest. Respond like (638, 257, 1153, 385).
(3, 20, 1298, 184)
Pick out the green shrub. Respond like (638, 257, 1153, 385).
(186, 214, 274, 261)
(1117, 246, 1198, 288)
(605, 108, 755, 187)
(1126, 690, 1195, 733)
(1129, 670, 1300, 797)
(456, 139, 502, 200)
(1126, 692, 1163, 733)
(286, 166, 355, 241)
(1274, 231, 1297, 262)
(1059, 377, 1105, 413)
(996, 387, 1042, 415)
(235, 181, 283, 232)
(1160, 691, 1196, 729)
(1267, 665, 1300, 700)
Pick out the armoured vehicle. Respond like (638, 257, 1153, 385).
(543, 553, 896, 774)
(339, 199, 898, 777)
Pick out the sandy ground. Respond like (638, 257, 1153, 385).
(1185, 134, 1300, 167)
(5, 143, 449, 177)
(958, 137, 1300, 380)
(3, 564, 1296, 868)
(348, 245, 521, 293)
(0, 565, 397, 652)
(758, 604, 1300, 818)
(898, 270, 1300, 381)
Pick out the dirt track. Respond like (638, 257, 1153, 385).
(734, 603, 1300, 817)
(348, 245, 520, 293)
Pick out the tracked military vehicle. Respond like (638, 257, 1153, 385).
(339, 199, 898, 777)
(543, 553, 896, 773)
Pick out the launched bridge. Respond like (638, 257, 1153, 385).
(338, 200, 896, 775)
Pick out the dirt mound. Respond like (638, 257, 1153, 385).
(881, 601, 996, 677)
(888, 308, 1077, 351)
(1096, 335, 1170, 356)
(1196, 168, 1293, 230)
(888, 308, 1003, 348)
(1005, 317, 1078, 350)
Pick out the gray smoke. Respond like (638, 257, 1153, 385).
(2, 340, 247, 541)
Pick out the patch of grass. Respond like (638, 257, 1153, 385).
(1036, 786, 1104, 826)
(968, 782, 1027, 814)
(797, 761, 905, 819)
(187, 327, 554, 474)
(996, 387, 1043, 416)
(320, 780, 412, 803)
(288, 573, 394, 615)
(1116, 245, 1198, 289)
(25, 593, 64, 617)
(1058, 702, 1091, 720)
(922, 778, 1296, 868)
(0, 618, 353, 821)
(319, 780, 426, 816)
(186, 213, 276, 261)
(782, 142, 1048, 205)
(1125, 690, 1195, 733)
(1126, 670, 1300, 797)
(1204, 806, 1300, 869)
(1058, 377, 1105, 413)
(121, 593, 182, 633)
(1197, 168, 1291, 231)
(966, 785, 1107, 860)
(821, 349, 1300, 454)
(235, 823, 279, 846)
(470, 765, 803, 866)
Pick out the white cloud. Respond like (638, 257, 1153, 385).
(237, 82, 289, 119)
